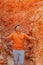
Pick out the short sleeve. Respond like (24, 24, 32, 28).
(8, 33, 13, 40)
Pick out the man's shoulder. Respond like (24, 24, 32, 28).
(10, 31, 16, 35)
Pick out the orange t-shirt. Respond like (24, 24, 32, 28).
(8, 31, 28, 50)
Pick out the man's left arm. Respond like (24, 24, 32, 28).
(24, 33, 38, 41)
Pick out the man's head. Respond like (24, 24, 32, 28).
(15, 25, 21, 32)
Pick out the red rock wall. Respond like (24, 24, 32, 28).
(0, 0, 43, 65)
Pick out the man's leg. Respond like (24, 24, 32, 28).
(19, 50, 24, 65)
(13, 50, 19, 65)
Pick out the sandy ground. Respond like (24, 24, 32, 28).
(7, 56, 34, 65)
(8, 56, 14, 65)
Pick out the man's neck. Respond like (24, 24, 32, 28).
(16, 31, 21, 34)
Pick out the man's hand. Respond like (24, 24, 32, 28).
(0, 37, 8, 39)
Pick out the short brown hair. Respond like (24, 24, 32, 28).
(15, 25, 20, 30)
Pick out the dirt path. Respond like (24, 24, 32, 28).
(7, 56, 34, 65)
(7, 56, 14, 65)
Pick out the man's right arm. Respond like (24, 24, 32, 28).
(0, 36, 8, 39)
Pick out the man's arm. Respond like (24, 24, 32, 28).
(24, 33, 38, 41)
(0, 37, 11, 43)
(0, 33, 13, 40)
(0, 36, 7, 39)
(0, 36, 8, 39)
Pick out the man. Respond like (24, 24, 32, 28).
(1, 25, 38, 65)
